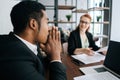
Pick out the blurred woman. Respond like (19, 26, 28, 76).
(68, 14, 100, 56)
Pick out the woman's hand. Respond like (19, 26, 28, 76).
(82, 48, 94, 56)
(74, 48, 94, 56)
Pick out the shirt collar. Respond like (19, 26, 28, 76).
(14, 34, 38, 55)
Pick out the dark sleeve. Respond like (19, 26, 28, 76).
(88, 33, 100, 51)
(49, 62, 67, 80)
(0, 59, 45, 80)
(68, 32, 76, 55)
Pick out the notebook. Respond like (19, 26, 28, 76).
(78, 40, 120, 79)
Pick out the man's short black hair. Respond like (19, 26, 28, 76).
(10, 1, 46, 34)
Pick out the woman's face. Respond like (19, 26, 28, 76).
(79, 16, 91, 32)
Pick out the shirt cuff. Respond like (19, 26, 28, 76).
(50, 60, 62, 63)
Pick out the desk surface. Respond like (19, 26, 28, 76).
(61, 53, 103, 80)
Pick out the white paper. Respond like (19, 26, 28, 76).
(71, 52, 105, 64)
(95, 46, 108, 53)
(94, 34, 108, 38)
(74, 72, 120, 80)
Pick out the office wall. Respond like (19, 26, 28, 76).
(110, 0, 120, 42)
(0, 0, 20, 34)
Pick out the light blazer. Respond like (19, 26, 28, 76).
(68, 29, 100, 55)
(0, 32, 66, 80)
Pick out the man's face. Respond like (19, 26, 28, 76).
(37, 10, 49, 44)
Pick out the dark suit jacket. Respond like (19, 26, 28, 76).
(0, 32, 66, 80)
(68, 29, 100, 55)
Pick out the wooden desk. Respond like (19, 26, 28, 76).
(61, 53, 103, 80)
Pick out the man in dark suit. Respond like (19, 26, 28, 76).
(0, 1, 66, 80)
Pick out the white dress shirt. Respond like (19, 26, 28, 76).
(14, 34, 38, 55)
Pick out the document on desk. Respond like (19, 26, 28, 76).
(71, 52, 105, 64)
(74, 72, 120, 80)
(95, 46, 108, 53)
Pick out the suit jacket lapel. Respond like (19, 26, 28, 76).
(9, 32, 44, 75)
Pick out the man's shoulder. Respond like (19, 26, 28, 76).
(0, 34, 10, 42)
(0, 32, 14, 39)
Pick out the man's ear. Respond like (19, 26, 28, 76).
(29, 19, 38, 30)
